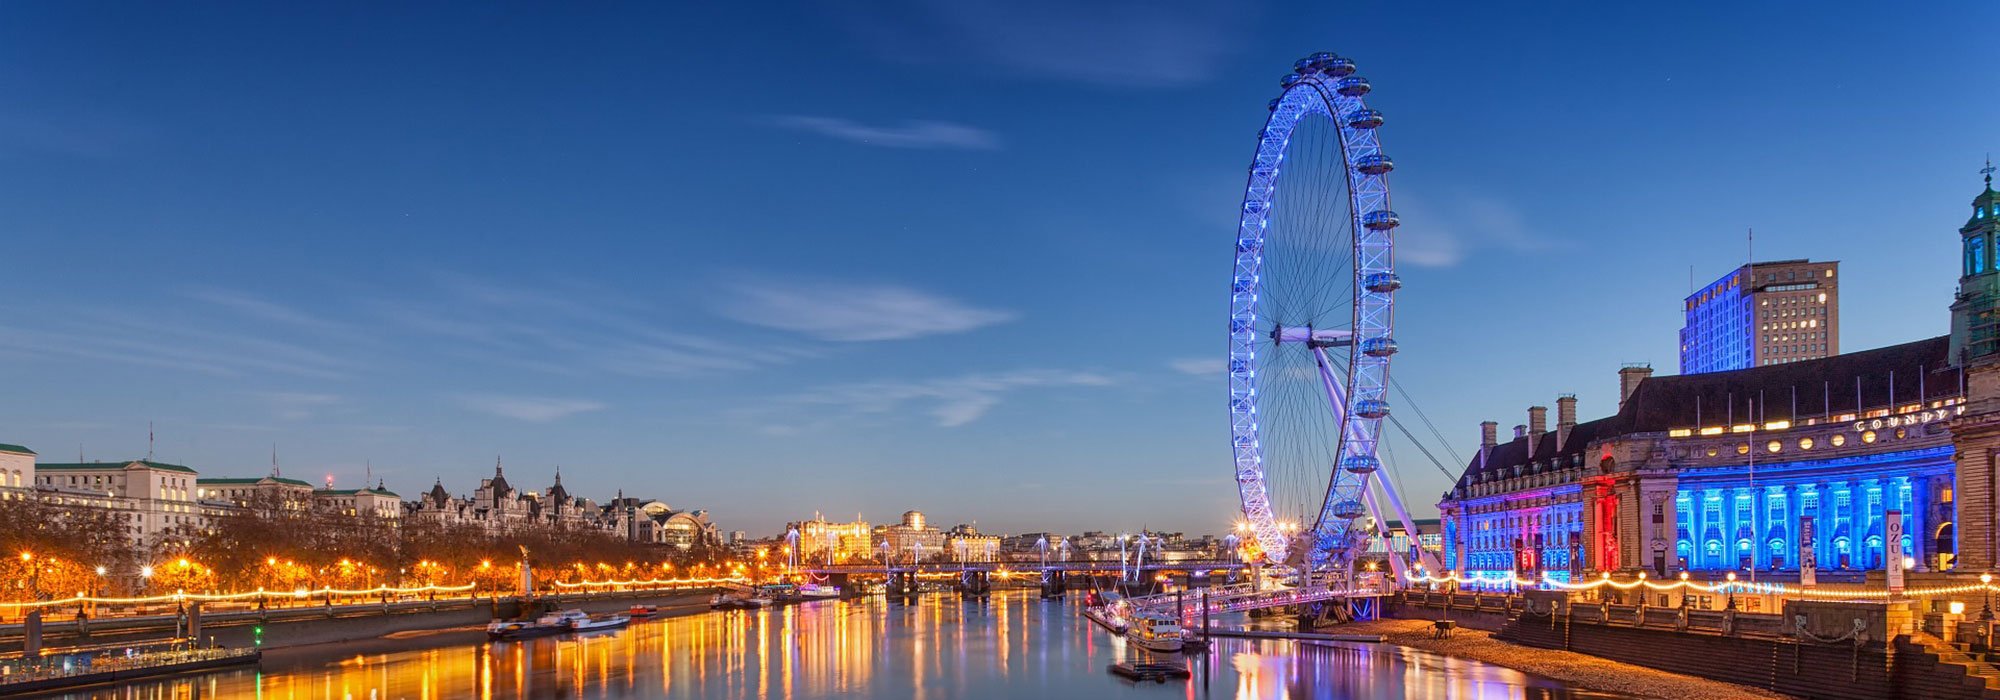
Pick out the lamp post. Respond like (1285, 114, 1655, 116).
(1678, 571, 1690, 609)
(1982, 573, 1994, 622)
(1724, 571, 1737, 611)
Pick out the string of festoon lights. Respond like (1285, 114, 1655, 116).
(0, 583, 478, 610)
(552, 575, 751, 589)
(1406, 570, 2000, 601)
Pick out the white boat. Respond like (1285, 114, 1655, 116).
(710, 593, 775, 610)
(568, 612, 630, 632)
(1125, 611, 1184, 653)
(798, 584, 840, 600)
(489, 609, 587, 639)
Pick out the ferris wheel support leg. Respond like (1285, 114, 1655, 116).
(1358, 481, 1410, 583)
(1371, 468, 1446, 575)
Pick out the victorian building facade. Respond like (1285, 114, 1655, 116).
(1442, 174, 1996, 585)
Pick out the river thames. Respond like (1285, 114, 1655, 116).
(65, 591, 1594, 699)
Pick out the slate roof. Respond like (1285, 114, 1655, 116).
(37, 460, 199, 474)
(1455, 335, 1955, 487)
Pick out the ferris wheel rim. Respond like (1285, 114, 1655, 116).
(1226, 53, 1398, 569)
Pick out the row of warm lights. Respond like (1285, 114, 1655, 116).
(0, 583, 478, 610)
(1669, 400, 1965, 438)
(19, 551, 199, 580)
(553, 575, 751, 589)
(1409, 570, 2000, 601)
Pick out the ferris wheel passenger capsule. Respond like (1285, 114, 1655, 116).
(1293, 58, 1317, 74)
(1341, 455, 1382, 474)
(1362, 210, 1400, 230)
(1364, 272, 1403, 293)
(1268, 98, 1281, 112)
(1346, 109, 1385, 129)
(1280, 74, 1305, 89)
(1361, 337, 1399, 358)
(1354, 399, 1390, 420)
(1320, 57, 1357, 77)
(1355, 154, 1394, 175)
(1331, 500, 1367, 520)
(1336, 76, 1371, 96)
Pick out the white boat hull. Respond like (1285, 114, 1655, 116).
(1126, 634, 1184, 653)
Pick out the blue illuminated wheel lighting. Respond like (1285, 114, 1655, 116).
(1227, 52, 1398, 571)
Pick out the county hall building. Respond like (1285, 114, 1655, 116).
(1440, 171, 2000, 585)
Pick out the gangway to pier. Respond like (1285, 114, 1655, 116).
(1125, 579, 1392, 620)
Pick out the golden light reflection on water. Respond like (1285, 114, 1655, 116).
(55, 591, 1603, 700)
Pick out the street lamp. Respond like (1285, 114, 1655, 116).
(1982, 573, 1994, 622)
(1678, 571, 1690, 609)
(1724, 572, 1738, 610)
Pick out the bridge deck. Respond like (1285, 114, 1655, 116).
(801, 560, 1246, 575)
(1128, 583, 1390, 617)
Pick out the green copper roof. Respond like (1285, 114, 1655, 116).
(317, 487, 399, 497)
(197, 476, 314, 487)
(0, 443, 35, 456)
(37, 460, 198, 474)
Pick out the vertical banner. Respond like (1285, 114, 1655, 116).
(1886, 510, 1904, 595)
(1799, 515, 1817, 588)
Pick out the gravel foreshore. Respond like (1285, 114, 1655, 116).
(1331, 618, 1796, 700)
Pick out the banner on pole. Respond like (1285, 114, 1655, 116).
(1799, 515, 1817, 588)
(1886, 510, 1904, 595)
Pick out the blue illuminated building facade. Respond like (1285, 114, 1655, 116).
(1441, 171, 2000, 591)
(1680, 269, 1751, 374)
(1442, 338, 1963, 586)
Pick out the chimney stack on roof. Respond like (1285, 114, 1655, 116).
(1555, 394, 1577, 450)
(1513, 424, 1527, 440)
(1480, 421, 1498, 449)
(1527, 405, 1548, 453)
(1618, 364, 1654, 411)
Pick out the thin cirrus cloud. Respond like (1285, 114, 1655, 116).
(782, 369, 1116, 429)
(1168, 358, 1225, 376)
(824, 0, 1258, 88)
(456, 394, 607, 423)
(1392, 192, 1554, 268)
(719, 279, 1016, 342)
(766, 115, 1001, 150)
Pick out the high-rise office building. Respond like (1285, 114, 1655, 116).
(1679, 259, 1839, 374)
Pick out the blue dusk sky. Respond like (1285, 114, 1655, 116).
(1, 3, 1994, 537)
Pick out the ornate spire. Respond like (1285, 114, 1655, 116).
(1984, 154, 1995, 190)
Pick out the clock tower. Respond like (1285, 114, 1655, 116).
(1951, 160, 2000, 365)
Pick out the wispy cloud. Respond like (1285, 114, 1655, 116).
(185, 288, 352, 336)
(1168, 358, 1224, 376)
(719, 278, 1015, 342)
(456, 394, 606, 422)
(253, 391, 341, 421)
(827, 0, 1258, 88)
(766, 115, 1000, 150)
(1393, 192, 1554, 268)
(0, 309, 355, 379)
(376, 274, 807, 377)
(779, 369, 1114, 428)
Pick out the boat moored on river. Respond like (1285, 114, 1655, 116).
(1124, 611, 1184, 653)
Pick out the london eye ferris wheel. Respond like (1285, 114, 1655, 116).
(1227, 52, 1422, 573)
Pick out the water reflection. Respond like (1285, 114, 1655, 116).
(57, 591, 1600, 699)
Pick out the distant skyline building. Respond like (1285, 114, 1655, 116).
(1680, 259, 1841, 373)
